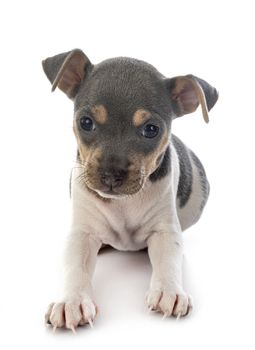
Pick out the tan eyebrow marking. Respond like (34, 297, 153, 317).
(91, 105, 108, 124)
(133, 109, 151, 127)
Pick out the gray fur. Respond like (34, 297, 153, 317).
(190, 150, 210, 211)
(42, 50, 218, 167)
(171, 135, 193, 208)
(42, 51, 72, 85)
(42, 49, 217, 206)
(188, 75, 218, 111)
(74, 57, 173, 160)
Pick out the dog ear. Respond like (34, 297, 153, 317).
(166, 75, 218, 123)
(42, 49, 91, 99)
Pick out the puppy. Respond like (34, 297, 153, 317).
(42, 49, 218, 332)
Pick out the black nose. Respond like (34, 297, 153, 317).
(100, 168, 127, 189)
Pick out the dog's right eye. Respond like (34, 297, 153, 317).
(80, 116, 95, 131)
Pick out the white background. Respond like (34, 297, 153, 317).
(0, 0, 254, 349)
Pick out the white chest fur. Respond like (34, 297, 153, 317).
(70, 168, 174, 251)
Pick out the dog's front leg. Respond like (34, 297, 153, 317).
(146, 225, 192, 318)
(45, 231, 101, 332)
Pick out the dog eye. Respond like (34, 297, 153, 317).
(141, 124, 159, 138)
(80, 116, 95, 131)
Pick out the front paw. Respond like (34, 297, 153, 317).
(45, 298, 98, 332)
(145, 284, 192, 318)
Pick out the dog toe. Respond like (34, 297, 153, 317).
(45, 298, 98, 332)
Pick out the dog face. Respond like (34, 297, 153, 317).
(42, 49, 218, 198)
(73, 57, 173, 198)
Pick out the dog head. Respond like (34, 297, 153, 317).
(42, 49, 218, 199)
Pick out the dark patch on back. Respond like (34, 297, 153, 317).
(149, 146, 171, 182)
(172, 134, 192, 208)
(190, 150, 210, 210)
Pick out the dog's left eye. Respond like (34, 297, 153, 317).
(141, 124, 159, 138)
(80, 116, 95, 131)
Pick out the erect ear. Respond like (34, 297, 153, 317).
(166, 75, 219, 123)
(42, 49, 92, 99)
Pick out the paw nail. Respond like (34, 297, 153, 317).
(176, 312, 182, 320)
(52, 325, 57, 333)
(88, 318, 94, 328)
(162, 312, 168, 320)
(70, 325, 77, 334)
(148, 305, 153, 314)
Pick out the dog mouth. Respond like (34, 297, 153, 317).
(85, 176, 146, 199)
(95, 188, 126, 199)
(78, 160, 148, 198)
(94, 180, 145, 198)
(98, 186, 122, 196)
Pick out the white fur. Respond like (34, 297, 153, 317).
(46, 142, 200, 329)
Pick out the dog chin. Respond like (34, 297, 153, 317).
(95, 185, 144, 199)
(95, 190, 128, 199)
(92, 181, 145, 199)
